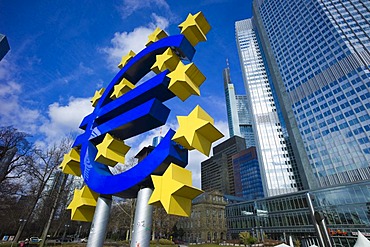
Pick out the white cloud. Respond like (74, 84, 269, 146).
(212, 120, 230, 148)
(0, 80, 41, 134)
(118, 0, 170, 19)
(39, 97, 93, 143)
(101, 14, 169, 68)
(0, 58, 14, 80)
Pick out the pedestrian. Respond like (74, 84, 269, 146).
(19, 241, 25, 247)
(24, 239, 29, 247)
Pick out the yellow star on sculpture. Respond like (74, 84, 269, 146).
(146, 27, 168, 47)
(110, 78, 135, 99)
(178, 11, 211, 46)
(167, 62, 206, 101)
(118, 50, 136, 69)
(172, 105, 224, 156)
(151, 48, 180, 74)
(91, 88, 105, 107)
(148, 163, 203, 217)
(67, 185, 98, 222)
(95, 133, 130, 167)
(59, 148, 81, 176)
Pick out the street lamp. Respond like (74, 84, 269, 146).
(62, 224, 70, 243)
(11, 219, 27, 247)
(241, 208, 268, 242)
(76, 225, 82, 239)
(255, 209, 268, 242)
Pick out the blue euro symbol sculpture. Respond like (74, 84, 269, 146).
(72, 35, 195, 197)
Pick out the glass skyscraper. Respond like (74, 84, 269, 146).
(0, 34, 10, 61)
(223, 64, 255, 148)
(235, 19, 302, 197)
(232, 147, 264, 200)
(252, 0, 370, 187)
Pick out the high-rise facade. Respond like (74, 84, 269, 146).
(235, 19, 303, 197)
(252, 0, 370, 187)
(201, 136, 246, 195)
(152, 136, 163, 147)
(223, 65, 255, 148)
(0, 34, 10, 61)
(232, 147, 264, 200)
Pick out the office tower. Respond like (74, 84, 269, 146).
(152, 136, 163, 147)
(252, 0, 370, 187)
(0, 34, 10, 61)
(223, 63, 255, 148)
(235, 19, 303, 197)
(201, 136, 246, 195)
(232, 147, 264, 200)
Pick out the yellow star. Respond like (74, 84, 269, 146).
(178, 11, 211, 46)
(146, 27, 168, 47)
(59, 148, 81, 176)
(67, 185, 98, 222)
(151, 48, 180, 74)
(91, 88, 105, 107)
(118, 50, 136, 69)
(172, 105, 224, 156)
(110, 78, 135, 99)
(148, 163, 203, 217)
(95, 133, 130, 167)
(167, 62, 206, 101)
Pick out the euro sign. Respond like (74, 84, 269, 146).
(73, 35, 195, 197)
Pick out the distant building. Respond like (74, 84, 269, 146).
(176, 191, 227, 243)
(223, 64, 255, 148)
(201, 136, 246, 195)
(232, 147, 264, 200)
(152, 136, 163, 147)
(0, 34, 10, 61)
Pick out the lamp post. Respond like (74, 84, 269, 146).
(62, 224, 69, 243)
(76, 225, 82, 239)
(11, 219, 27, 247)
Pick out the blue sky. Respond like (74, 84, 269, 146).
(0, 0, 252, 187)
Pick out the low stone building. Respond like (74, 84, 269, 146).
(176, 191, 227, 243)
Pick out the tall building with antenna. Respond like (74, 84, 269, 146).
(223, 60, 255, 148)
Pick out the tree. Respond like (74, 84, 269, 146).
(294, 239, 301, 247)
(107, 157, 138, 241)
(0, 126, 33, 238)
(239, 231, 257, 246)
(39, 171, 70, 247)
(12, 137, 72, 243)
(152, 207, 180, 240)
(107, 199, 136, 241)
(0, 126, 32, 185)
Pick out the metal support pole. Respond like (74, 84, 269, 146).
(130, 188, 153, 247)
(306, 193, 325, 247)
(87, 195, 112, 247)
(315, 212, 333, 247)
